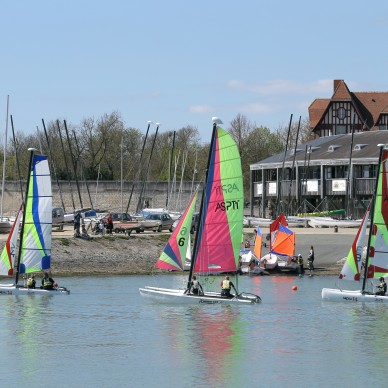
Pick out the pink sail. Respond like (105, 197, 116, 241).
(194, 127, 244, 273)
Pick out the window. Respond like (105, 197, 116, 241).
(337, 107, 346, 120)
(336, 125, 347, 135)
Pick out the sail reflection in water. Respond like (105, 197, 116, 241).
(157, 304, 244, 386)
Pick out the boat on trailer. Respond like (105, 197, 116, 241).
(0, 149, 70, 295)
(139, 118, 261, 305)
(322, 145, 388, 303)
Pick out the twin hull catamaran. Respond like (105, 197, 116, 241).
(139, 119, 261, 304)
(322, 145, 388, 303)
(0, 149, 70, 295)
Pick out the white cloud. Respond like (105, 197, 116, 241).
(227, 79, 333, 96)
(238, 102, 273, 114)
(189, 104, 214, 113)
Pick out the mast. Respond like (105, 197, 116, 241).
(298, 144, 309, 213)
(10, 115, 24, 201)
(73, 130, 93, 209)
(166, 131, 176, 209)
(345, 114, 356, 219)
(1, 95, 9, 219)
(362, 144, 384, 292)
(276, 114, 293, 218)
(57, 120, 76, 210)
(135, 123, 160, 214)
(286, 116, 301, 216)
(42, 119, 65, 211)
(63, 120, 83, 209)
(125, 121, 152, 214)
(187, 118, 219, 288)
(15, 148, 36, 285)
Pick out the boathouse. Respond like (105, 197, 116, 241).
(249, 80, 388, 219)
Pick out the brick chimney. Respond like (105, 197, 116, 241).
(334, 79, 343, 92)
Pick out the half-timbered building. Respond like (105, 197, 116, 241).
(249, 80, 388, 219)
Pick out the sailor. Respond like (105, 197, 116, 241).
(27, 275, 36, 289)
(297, 254, 304, 276)
(220, 276, 237, 297)
(376, 277, 387, 296)
(42, 272, 55, 290)
(189, 275, 203, 295)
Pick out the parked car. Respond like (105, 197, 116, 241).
(101, 212, 133, 223)
(172, 212, 199, 234)
(140, 213, 174, 232)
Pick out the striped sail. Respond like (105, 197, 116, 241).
(270, 224, 295, 258)
(270, 213, 288, 250)
(253, 227, 262, 259)
(155, 190, 198, 271)
(366, 148, 388, 279)
(339, 205, 370, 281)
(19, 155, 52, 274)
(0, 206, 23, 276)
(194, 126, 244, 273)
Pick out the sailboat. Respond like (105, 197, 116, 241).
(322, 145, 388, 302)
(239, 227, 265, 275)
(139, 118, 261, 304)
(0, 148, 70, 295)
(259, 213, 297, 271)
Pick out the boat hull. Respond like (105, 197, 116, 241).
(0, 284, 70, 295)
(322, 288, 388, 303)
(260, 253, 278, 270)
(139, 286, 261, 304)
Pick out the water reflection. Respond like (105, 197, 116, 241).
(1, 295, 54, 382)
(156, 304, 243, 387)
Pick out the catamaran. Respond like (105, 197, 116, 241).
(139, 118, 261, 304)
(322, 145, 388, 302)
(0, 148, 70, 295)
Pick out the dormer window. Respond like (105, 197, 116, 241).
(354, 144, 367, 151)
(328, 145, 341, 152)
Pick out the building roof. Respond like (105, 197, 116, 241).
(251, 131, 388, 170)
(309, 80, 388, 131)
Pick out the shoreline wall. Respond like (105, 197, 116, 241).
(1, 180, 201, 215)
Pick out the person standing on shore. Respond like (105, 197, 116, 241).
(297, 254, 304, 276)
(74, 211, 81, 237)
(308, 245, 315, 270)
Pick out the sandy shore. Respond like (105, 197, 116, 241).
(41, 225, 355, 277)
(0, 224, 356, 277)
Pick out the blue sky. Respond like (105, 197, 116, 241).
(1, 0, 388, 142)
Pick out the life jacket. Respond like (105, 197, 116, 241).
(27, 278, 35, 286)
(222, 280, 231, 290)
(298, 257, 303, 265)
(192, 280, 199, 290)
(43, 278, 53, 287)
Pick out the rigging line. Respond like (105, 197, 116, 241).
(1, 95, 9, 219)
(57, 120, 76, 210)
(287, 116, 301, 216)
(276, 114, 293, 218)
(41, 119, 65, 211)
(10, 115, 24, 202)
(73, 130, 94, 209)
(63, 120, 83, 209)
(125, 121, 152, 214)
(362, 145, 384, 292)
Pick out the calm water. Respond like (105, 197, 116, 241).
(1, 274, 387, 388)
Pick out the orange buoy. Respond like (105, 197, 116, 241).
(292, 285, 297, 291)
